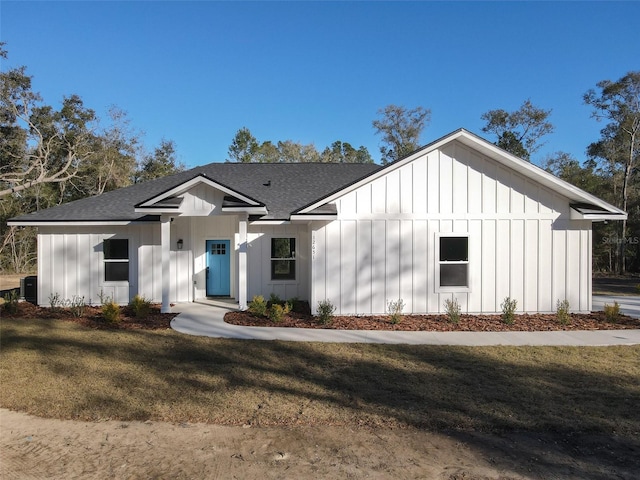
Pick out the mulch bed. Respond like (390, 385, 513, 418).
(224, 310, 640, 332)
(3, 301, 640, 332)
(1, 302, 176, 330)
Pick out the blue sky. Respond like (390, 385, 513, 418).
(1, 1, 638, 167)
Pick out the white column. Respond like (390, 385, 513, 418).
(238, 214, 248, 310)
(161, 216, 171, 313)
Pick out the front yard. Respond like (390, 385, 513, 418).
(1, 316, 638, 435)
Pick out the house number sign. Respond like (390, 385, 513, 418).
(312, 232, 316, 261)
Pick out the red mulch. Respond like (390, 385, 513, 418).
(4, 301, 640, 333)
(1, 302, 176, 330)
(224, 310, 640, 332)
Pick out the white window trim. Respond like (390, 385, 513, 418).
(103, 237, 130, 284)
(269, 236, 297, 283)
(435, 233, 471, 293)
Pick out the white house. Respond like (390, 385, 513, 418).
(9, 129, 626, 315)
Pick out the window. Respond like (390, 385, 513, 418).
(104, 239, 129, 282)
(271, 238, 295, 280)
(439, 236, 468, 288)
(210, 242, 226, 255)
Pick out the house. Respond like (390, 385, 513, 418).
(8, 129, 626, 315)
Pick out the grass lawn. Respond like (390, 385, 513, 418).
(1, 317, 639, 439)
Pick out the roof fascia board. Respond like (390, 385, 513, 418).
(296, 130, 468, 214)
(7, 220, 148, 227)
(250, 220, 291, 225)
(290, 214, 337, 221)
(569, 209, 627, 221)
(453, 132, 627, 217)
(134, 207, 182, 214)
(297, 129, 625, 218)
(136, 174, 264, 208)
(222, 206, 268, 214)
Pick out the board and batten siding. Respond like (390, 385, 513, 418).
(310, 141, 592, 315)
(38, 226, 141, 306)
(37, 221, 196, 306)
(246, 223, 310, 301)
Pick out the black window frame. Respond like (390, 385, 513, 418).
(104, 238, 129, 282)
(270, 237, 296, 281)
(438, 235, 469, 290)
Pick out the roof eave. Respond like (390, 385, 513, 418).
(290, 214, 337, 222)
(135, 174, 265, 209)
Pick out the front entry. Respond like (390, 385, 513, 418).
(206, 240, 231, 296)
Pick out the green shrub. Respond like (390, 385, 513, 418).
(102, 300, 121, 323)
(69, 295, 86, 318)
(501, 297, 518, 325)
(604, 302, 620, 323)
(129, 294, 151, 318)
(316, 299, 336, 325)
(387, 298, 405, 324)
(248, 295, 268, 316)
(2, 290, 19, 314)
(556, 299, 570, 325)
(98, 290, 120, 323)
(268, 302, 290, 323)
(287, 297, 300, 312)
(269, 293, 282, 305)
(443, 297, 461, 324)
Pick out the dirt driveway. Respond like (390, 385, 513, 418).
(2, 409, 638, 480)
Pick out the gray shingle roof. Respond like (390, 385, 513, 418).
(9, 163, 381, 223)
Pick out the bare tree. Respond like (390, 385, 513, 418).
(585, 71, 640, 273)
(1, 49, 96, 198)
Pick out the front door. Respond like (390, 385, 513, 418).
(206, 240, 230, 296)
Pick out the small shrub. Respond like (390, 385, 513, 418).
(129, 294, 151, 318)
(604, 302, 620, 323)
(49, 292, 62, 311)
(102, 300, 121, 323)
(2, 290, 19, 314)
(443, 297, 461, 324)
(98, 290, 120, 323)
(316, 299, 336, 325)
(556, 299, 570, 325)
(69, 295, 86, 318)
(268, 302, 290, 323)
(387, 298, 405, 324)
(501, 297, 518, 325)
(287, 296, 299, 311)
(269, 293, 282, 305)
(248, 295, 268, 316)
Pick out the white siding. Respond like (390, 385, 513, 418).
(246, 223, 310, 302)
(36, 139, 595, 315)
(38, 226, 140, 305)
(311, 140, 593, 315)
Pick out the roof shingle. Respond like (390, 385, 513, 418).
(9, 163, 381, 223)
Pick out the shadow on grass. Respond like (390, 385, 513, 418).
(1, 317, 639, 478)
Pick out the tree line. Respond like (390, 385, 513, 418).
(0, 44, 185, 272)
(1, 41, 638, 274)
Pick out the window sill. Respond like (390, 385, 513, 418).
(436, 286, 471, 293)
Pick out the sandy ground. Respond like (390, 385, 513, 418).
(3, 273, 639, 478)
(2, 409, 639, 480)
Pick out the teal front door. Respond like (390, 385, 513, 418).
(206, 240, 230, 296)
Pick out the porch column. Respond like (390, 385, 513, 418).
(238, 214, 248, 310)
(160, 215, 171, 313)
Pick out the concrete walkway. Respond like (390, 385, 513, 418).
(170, 296, 640, 346)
